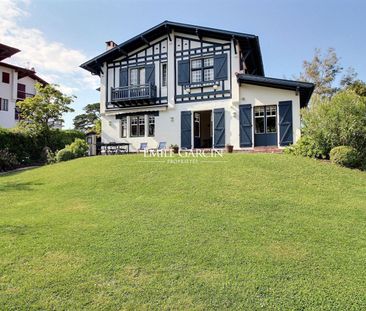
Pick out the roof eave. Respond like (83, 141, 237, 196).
(237, 74, 314, 107)
(80, 21, 263, 75)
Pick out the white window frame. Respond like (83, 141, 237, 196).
(190, 57, 214, 83)
(0, 98, 9, 111)
(254, 106, 265, 134)
(148, 115, 155, 137)
(129, 67, 145, 86)
(121, 116, 127, 138)
(161, 63, 167, 87)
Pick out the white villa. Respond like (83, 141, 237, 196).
(81, 21, 314, 150)
(0, 43, 52, 129)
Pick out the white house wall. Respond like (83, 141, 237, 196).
(0, 65, 16, 128)
(0, 65, 43, 128)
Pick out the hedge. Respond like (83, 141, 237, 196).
(330, 146, 360, 168)
(0, 128, 85, 164)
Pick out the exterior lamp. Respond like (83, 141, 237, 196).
(295, 86, 300, 96)
(213, 81, 219, 90)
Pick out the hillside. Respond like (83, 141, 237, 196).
(1, 154, 366, 310)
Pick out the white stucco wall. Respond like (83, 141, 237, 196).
(0, 65, 16, 128)
(0, 66, 39, 129)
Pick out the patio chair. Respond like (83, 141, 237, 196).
(138, 142, 148, 153)
(157, 142, 167, 150)
(148, 142, 167, 155)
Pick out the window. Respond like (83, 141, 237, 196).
(204, 68, 214, 81)
(254, 107, 265, 134)
(15, 106, 19, 120)
(17, 83, 26, 99)
(0, 99, 8, 111)
(130, 67, 145, 86)
(121, 117, 127, 138)
(148, 116, 155, 136)
(130, 115, 145, 137)
(266, 106, 277, 133)
(254, 106, 277, 134)
(191, 59, 201, 69)
(139, 116, 145, 136)
(203, 58, 213, 67)
(139, 68, 145, 85)
(161, 63, 167, 87)
(191, 57, 214, 83)
(2, 72, 10, 84)
(192, 70, 202, 83)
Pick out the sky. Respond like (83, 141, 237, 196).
(0, 0, 365, 129)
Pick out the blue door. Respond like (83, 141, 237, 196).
(254, 105, 278, 146)
(279, 101, 293, 146)
(213, 108, 225, 148)
(181, 111, 192, 149)
(239, 104, 252, 147)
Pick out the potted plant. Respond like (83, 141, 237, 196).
(170, 144, 179, 154)
(226, 144, 234, 153)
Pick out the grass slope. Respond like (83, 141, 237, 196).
(1, 154, 366, 310)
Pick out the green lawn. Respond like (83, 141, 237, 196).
(1, 154, 366, 310)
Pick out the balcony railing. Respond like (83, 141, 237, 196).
(17, 91, 35, 100)
(111, 83, 157, 102)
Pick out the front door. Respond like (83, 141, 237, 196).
(254, 105, 278, 146)
(194, 111, 212, 148)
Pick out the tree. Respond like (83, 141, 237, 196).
(346, 80, 366, 97)
(298, 48, 349, 98)
(73, 102, 100, 133)
(17, 83, 75, 144)
(340, 67, 358, 88)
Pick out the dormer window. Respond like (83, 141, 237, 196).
(191, 57, 214, 83)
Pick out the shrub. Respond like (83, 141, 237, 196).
(0, 128, 85, 164)
(56, 149, 74, 162)
(41, 147, 56, 164)
(300, 91, 366, 158)
(0, 149, 19, 171)
(284, 136, 327, 159)
(330, 146, 360, 168)
(0, 128, 37, 164)
(68, 138, 89, 158)
(47, 129, 85, 151)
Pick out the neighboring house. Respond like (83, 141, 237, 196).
(81, 21, 314, 150)
(0, 43, 51, 129)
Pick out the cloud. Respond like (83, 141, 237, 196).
(0, 0, 98, 92)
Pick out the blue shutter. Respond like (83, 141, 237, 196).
(120, 67, 128, 87)
(145, 64, 155, 85)
(178, 60, 190, 85)
(239, 104, 252, 147)
(214, 54, 228, 80)
(279, 101, 293, 146)
(213, 108, 225, 148)
(181, 111, 192, 149)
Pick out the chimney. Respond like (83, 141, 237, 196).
(30, 67, 36, 72)
(105, 41, 117, 50)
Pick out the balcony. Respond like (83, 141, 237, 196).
(109, 83, 157, 108)
(17, 91, 35, 100)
